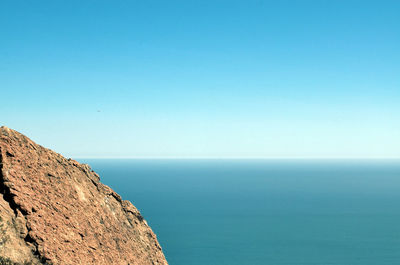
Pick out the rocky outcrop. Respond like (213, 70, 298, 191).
(0, 126, 168, 265)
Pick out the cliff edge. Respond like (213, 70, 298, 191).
(0, 126, 168, 265)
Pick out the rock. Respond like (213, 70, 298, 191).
(0, 126, 168, 265)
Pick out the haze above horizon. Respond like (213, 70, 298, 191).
(1, 0, 399, 158)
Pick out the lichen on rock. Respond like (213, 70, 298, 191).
(0, 126, 168, 265)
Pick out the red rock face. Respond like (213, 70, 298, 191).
(0, 126, 168, 265)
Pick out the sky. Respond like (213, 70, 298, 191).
(0, 0, 399, 158)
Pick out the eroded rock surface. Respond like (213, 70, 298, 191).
(0, 126, 168, 265)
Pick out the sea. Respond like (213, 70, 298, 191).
(80, 159, 400, 265)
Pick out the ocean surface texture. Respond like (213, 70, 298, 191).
(82, 159, 400, 265)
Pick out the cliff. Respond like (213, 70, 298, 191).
(0, 126, 168, 265)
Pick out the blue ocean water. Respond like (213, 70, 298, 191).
(81, 159, 400, 265)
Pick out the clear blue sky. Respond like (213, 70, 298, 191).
(1, 0, 399, 158)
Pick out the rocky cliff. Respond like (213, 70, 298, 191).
(0, 126, 168, 265)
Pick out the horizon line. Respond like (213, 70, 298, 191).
(71, 156, 400, 160)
